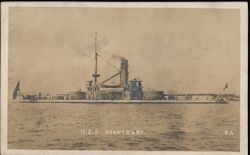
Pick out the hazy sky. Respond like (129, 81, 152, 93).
(9, 7, 240, 95)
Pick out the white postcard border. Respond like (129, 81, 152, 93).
(1, 2, 248, 155)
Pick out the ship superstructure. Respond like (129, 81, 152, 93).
(83, 33, 161, 100)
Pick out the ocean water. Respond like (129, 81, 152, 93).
(8, 102, 240, 151)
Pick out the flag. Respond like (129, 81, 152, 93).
(223, 83, 228, 91)
(13, 81, 20, 99)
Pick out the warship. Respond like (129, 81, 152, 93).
(13, 33, 230, 104)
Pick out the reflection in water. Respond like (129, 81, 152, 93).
(8, 102, 239, 151)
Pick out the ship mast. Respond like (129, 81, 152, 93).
(92, 32, 100, 99)
(93, 32, 99, 85)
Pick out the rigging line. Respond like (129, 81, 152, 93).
(96, 51, 120, 71)
(99, 55, 120, 71)
(78, 50, 95, 62)
(78, 48, 119, 70)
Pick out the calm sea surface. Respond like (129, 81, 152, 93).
(8, 102, 240, 151)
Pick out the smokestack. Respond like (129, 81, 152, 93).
(120, 58, 128, 87)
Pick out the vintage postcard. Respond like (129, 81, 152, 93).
(1, 2, 248, 155)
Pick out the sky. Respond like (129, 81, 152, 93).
(8, 7, 240, 95)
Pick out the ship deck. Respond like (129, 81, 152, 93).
(18, 99, 229, 104)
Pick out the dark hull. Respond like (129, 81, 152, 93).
(17, 99, 229, 104)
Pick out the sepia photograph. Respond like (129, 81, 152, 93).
(1, 2, 248, 155)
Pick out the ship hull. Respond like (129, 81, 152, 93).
(18, 99, 229, 104)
